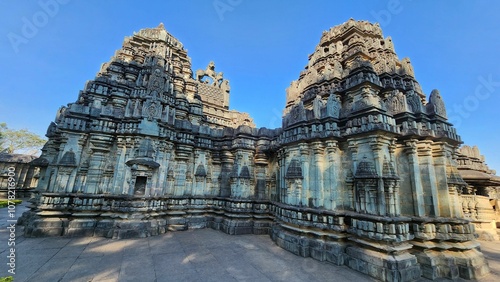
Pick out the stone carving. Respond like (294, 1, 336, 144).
(406, 90, 424, 113)
(312, 95, 324, 119)
(196, 61, 226, 88)
(326, 92, 341, 118)
(426, 89, 447, 118)
(284, 100, 306, 127)
(148, 68, 165, 92)
(401, 57, 414, 77)
(221, 80, 230, 93)
(386, 90, 408, 115)
(21, 20, 493, 282)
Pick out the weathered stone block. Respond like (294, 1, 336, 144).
(65, 219, 97, 237)
(94, 219, 115, 237)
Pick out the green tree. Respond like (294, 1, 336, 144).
(0, 122, 8, 152)
(0, 123, 46, 155)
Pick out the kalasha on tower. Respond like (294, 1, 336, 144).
(22, 19, 490, 281)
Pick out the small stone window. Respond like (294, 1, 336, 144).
(134, 176, 147, 195)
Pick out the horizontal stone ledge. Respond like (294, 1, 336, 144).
(36, 211, 71, 216)
(70, 212, 102, 217)
(410, 239, 479, 251)
(165, 211, 187, 216)
(410, 216, 470, 224)
(280, 222, 347, 240)
(272, 201, 345, 216)
(348, 236, 413, 253)
(37, 192, 272, 203)
(345, 211, 412, 223)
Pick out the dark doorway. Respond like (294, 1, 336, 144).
(134, 176, 147, 195)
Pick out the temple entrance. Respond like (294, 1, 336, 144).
(134, 176, 147, 195)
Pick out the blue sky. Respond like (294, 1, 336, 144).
(1, 0, 499, 171)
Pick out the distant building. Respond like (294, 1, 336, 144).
(0, 153, 39, 197)
(457, 145, 500, 240)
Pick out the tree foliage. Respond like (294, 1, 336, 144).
(0, 123, 46, 155)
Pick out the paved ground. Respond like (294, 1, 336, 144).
(0, 200, 499, 282)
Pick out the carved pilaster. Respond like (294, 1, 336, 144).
(403, 140, 425, 216)
(417, 140, 440, 216)
(299, 143, 310, 206)
(311, 141, 324, 208)
(172, 144, 193, 196)
(370, 139, 386, 216)
(325, 140, 338, 210)
(85, 134, 114, 193)
(219, 150, 234, 197)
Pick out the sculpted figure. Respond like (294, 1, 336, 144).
(313, 95, 323, 119)
(326, 93, 341, 118)
(333, 61, 343, 78)
(385, 36, 394, 50)
(323, 64, 333, 80)
(401, 57, 415, 77)
(221, 80, 230, 93)
(196, 61, 217, 84)
(215, 72, 224, 87)
(387, 90, 407, 114)
(336, 41, 343, 52)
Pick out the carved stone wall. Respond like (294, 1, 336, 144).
(21, 20, 495, 281)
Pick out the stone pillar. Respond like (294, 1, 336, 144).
(348, 141, 359, 211)
(254, 140, 269, 200)
(448, 184, 462, 218)
(325, 140, 338, 210)
(174, 144, 192, 196)
(111, 137, 127, 194)
(192, 149, 203, 196)
(54, 166, 71, 192)
(209, 152, 220, 196)
(85, 151, 105, 193)
(418, 141, 440, 216)
(17, 163, 29, 188)
(370, 139, 386, 216)
(431, 142, 453, 218)
(388, 139, 401, 216)
(122, 139, 135, 194)
(220, 150, 234, 197)
(66, 167, 79, 193)
(404, 140, 425, 216)
(23, 166, 36, 189)
(283, 149, 293, 205)
(311, 141, 324, 208)
(85, 134, 114, 194)
(166, 163, 175, 196)
(157, 142, 172, 195)
(276, 149, 285, 203)
(299, 143, 310, 207)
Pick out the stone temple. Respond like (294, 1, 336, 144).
(21, 20, 496, 281)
